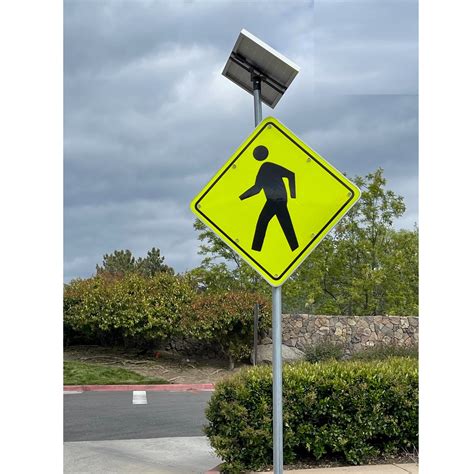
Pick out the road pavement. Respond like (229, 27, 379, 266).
(64, 390, 221, 473)
(64, 390, 213, 441)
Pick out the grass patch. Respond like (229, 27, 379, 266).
(64, 360, 168, 385)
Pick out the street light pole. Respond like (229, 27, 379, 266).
(252, 70, 283, 474)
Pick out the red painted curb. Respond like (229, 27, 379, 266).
(64, 383, 215, 392)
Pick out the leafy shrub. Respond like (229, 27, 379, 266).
(351, 344, 418, 361)
(64, 273, 194, 348)
(205, 359, 418, 472)
(304, 340, 345, 362)
(182, 291, 271, 369)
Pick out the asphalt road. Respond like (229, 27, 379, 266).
(64, 391, 213, 442)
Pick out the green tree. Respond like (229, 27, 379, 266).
(192, 219, 268, 294)
(186, 262, 236, 293)
(137, 247, 174, 277)
(380, 227, 418, 315)
(285, 168, 417, 315)
(96, 249, 136, 277)
(96, 247, 173, 278)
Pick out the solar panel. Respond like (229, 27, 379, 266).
(222, 29, 300, 109)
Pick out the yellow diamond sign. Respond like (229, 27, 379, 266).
(190, 117, 361, 286)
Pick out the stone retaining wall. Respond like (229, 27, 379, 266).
(163, 314, 418, 359)
(263, 314, 418, 355)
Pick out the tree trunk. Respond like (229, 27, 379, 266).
(228, 354, 235, 371)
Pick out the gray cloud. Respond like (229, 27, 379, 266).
(64, 0, 418, 281)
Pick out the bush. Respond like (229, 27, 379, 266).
(183, 291, 271, 369)
(351, 344, 418, 361)
(205, 359, 418, 472)
(304, 340, 345, 362)
(64, 273, 194, 348)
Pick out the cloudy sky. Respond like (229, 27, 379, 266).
(64, 0, 418, 282)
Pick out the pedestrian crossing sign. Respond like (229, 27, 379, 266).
(190, 117, 361, 286)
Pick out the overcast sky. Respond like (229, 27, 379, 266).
(64, 0, 418, 282)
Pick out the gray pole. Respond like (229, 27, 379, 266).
(272, 285, 283, 474)
(253, 303, 259, 366)
(252, 72, 262, 126)
(252, 73, 262, 370)
(252, 71, 283, 474)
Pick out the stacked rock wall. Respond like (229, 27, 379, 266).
(264, 314, 418, 355)
(163, 315, 418, 359)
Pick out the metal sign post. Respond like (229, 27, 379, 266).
(253, 72, 283, 474)
(271, 286, 283, 473)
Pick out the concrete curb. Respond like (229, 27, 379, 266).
(64, 383, 215, 392)
(206, 463, 225, 473)
(205, 463, 419, 473)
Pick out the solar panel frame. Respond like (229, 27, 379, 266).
(222, 29, 300, 108)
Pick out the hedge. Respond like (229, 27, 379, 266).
(182, 291, 271, 368)
(63, 273, 194, 347)
(64, 275, 270, 361)
(205, 358, 418, 472)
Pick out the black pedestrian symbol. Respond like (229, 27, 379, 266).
(240, 145, 299, 252)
